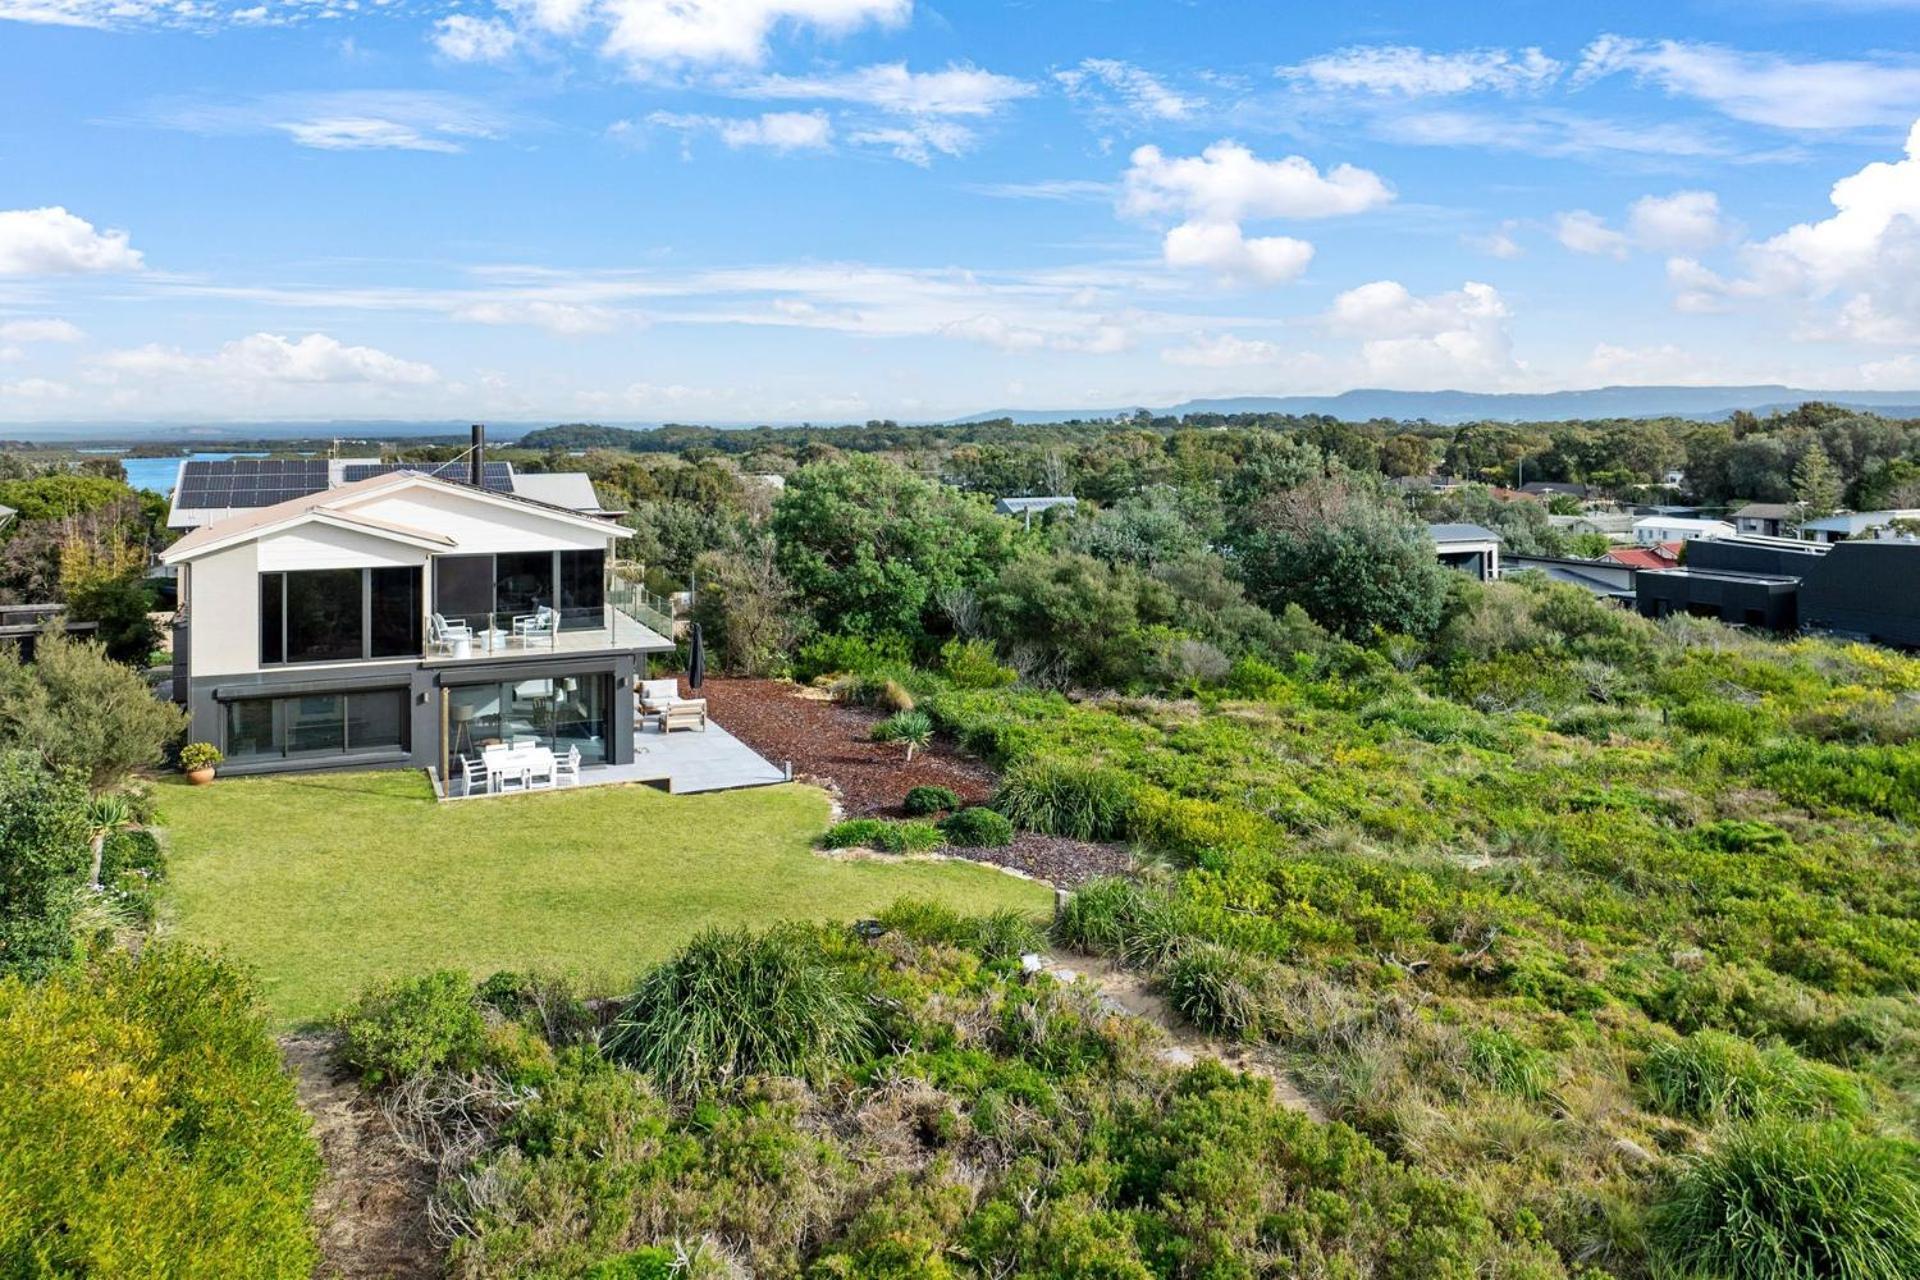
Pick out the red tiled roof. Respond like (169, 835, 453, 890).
(1603, 542, 1682, 569)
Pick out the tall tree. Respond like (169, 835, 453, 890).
(1793, 441, 1843, 521)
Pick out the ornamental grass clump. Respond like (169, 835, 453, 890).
(1163, 942, 1274, 1039)
(1647, 1121, 1920, 1280)
(604, 926, 874, 1097)
(992, 756, 1137, 841)
(1640, 1030, 1866, 1123)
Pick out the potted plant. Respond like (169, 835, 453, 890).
(179, 742, 223, 786)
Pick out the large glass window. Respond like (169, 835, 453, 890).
(370, 567, 423, 658)
(260, 574, 284, 665)
(434, 556, 494, 633)
(221, 689, 409, 760)
(558, 549, 605, 630)
(445, 672, 609, 765)
(225, 698, 279, 761)
(261, 567, 423, 665)
(495, 552, 553, 620)
(284, 569, 363, 664)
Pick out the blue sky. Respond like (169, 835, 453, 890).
(5, 0, 1920, 423)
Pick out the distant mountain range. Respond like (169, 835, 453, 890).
(952, 386, 1920, 426)
(9, 385, 1920, 442)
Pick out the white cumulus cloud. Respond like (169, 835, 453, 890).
(101, 332, 437, 385)
(1627, 190, 1725, 251)
(1326, 280, 1516, 385)
(1162, 221, 1314, 285)
(1554, 209, 1632, 259)
(0, 207, 144, 275)
(433, 14, 519, 63)
(596, 0, 909, 68)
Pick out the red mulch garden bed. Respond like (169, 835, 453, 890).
(695, 676, 1133, 887)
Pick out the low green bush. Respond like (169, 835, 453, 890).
(1054, 877, 1185, 968)
(939, 805, 1014, 847)
(1639, 1030, 1866, 1123)
(1648, 1121, 1920, 1280)
(940, 638, 1017, 689)
(98, 828, 167, 924)
(0, 945, 321, 1276)
(903, 784, 961, 816)
(1163, 942, 1271, 1039)
(580, 1247, 677, 1279)
(604, 926, 873, 1096)
(821, 818, 945, 853)
(795, 633, 913, 682)
(993, 756, 1137, 841)
(336, 969, 486, 1085)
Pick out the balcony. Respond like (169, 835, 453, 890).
(424, 597, 673, 663)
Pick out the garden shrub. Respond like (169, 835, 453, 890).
(580, 1246, 677, 1279)
(475, 968, 598, 1047)
(821, 818, 945, 853)
(877, 897, 1042, 961)
(940, 637, 1017, 689)
(0, 945, 321, 1277)
(939, 805, 1014, 847)
(903, 784, 961, 816)
(871, 708, 934, 744)
(336, 969, 487, 1084)
(993, 756, 1137, 841)
(1162, 941, 1272, 1039)
(98, 828, 167, 924)
(1054, 876, 1185, 967)
(604, 925, 874, 1096)
(795, 632, 913, 682)
(1639, 1030, 1866, 1123)
(1648, 1121, 1920, 1280)
(0, 752, 90, 980)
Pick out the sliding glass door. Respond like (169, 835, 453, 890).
(432, 550, 606, 635)
(445, 673, 610, 764)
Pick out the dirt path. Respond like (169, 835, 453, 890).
(282, 1034, 440, 1280)
(1041, 952, 1325, 1120)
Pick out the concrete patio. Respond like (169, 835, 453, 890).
(436, 715, 790, 799)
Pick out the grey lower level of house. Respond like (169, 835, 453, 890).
(179, 650, 643, 777)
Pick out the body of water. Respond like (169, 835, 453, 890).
(122, 452, 266, 496)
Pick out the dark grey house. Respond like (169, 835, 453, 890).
(1635, 535, 1920, 647)
(1428, 523, 1502, 582)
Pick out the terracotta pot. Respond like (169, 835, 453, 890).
(186, 766, 216, 786)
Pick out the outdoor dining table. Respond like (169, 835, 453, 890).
(482, 744, 556, 792)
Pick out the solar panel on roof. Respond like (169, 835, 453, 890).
(173, 457, 330, 510)
(339, 461, 514, 491)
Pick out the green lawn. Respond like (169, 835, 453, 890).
(160, 772, 1051, 1027)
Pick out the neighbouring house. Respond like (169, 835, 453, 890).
(1634, 515, 1734, 545)
(1549, 511, 1636, 538)
(1519, 481, 1592, 501)
(1604, 541, 1682, 570)
(1501, 554, 1638, 601)
(1796, 508, 1920, 544)
(1428, 522, 1502, 582)
(1730, 502, 1796, 538)
(995, 495, 1078, 528)
(159, 462, 676, 780)
(0, 603, 97, 661)
(1635, 534, 1920, 647)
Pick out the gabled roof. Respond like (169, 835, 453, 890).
(1731, 502, 1796, 520)
(161, 470, 627, 564)
(1428, 522, 1502, 544)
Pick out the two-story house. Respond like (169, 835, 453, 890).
(160, 467, 674, 781)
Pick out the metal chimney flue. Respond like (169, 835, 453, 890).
(469, 423, 485, 487)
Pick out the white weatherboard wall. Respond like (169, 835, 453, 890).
(257, 522, 431, 572)
(343, 487, 612, 553)
(185, 540, 260, 677)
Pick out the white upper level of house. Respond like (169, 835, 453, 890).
(161, 470, 666, 678)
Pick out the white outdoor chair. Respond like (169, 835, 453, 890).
(512, 606, 560, 649)
(458, 754, 490, 797)
(638, 678, 680, 728)
(430, 612, 474, 655)
(511, 736, 539, 750)
(526, 752, 556, 789)
(554, 745, 582, 787)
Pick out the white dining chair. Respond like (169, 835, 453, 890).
(554, 745, 582, 787)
